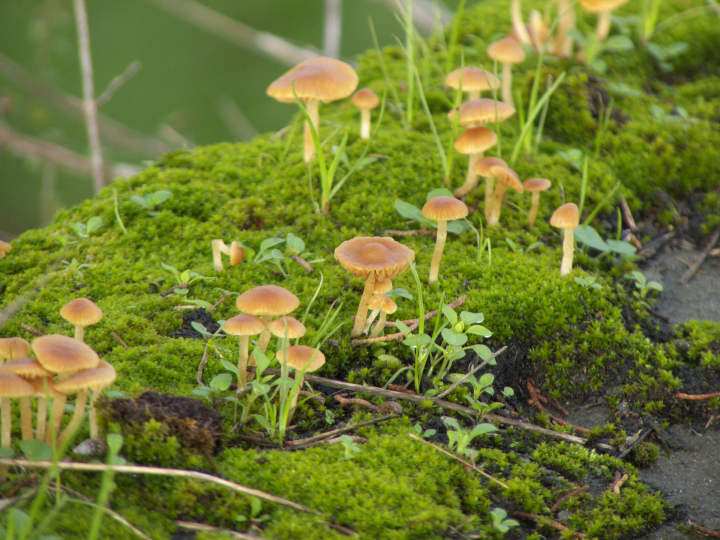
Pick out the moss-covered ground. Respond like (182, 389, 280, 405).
(1, 0, 719, 537)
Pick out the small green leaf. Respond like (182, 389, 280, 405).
(285, 233, 305, 253)
(86, 216, 103, 234)
(394, 199, 431, 224)
(19, 439, 53, 461)
(0, 446, 14, 458)
(190, 321, 209, 336)
(426, 188, 454, 200)
(460, 311, 484, 325)
(403, 333, 432, 347)
(221, 359, 240, 376)
(604, 34, 634, 52)
(471, 344, 493, 360)
(210, 373, 232, 391)
(574, 225, 610, 252)
(441, 304, 458, 325)
(606, 239, 637, 257)
(441, 328, 467, 347)
(107, 433, 123, 455)
(467, 325, 492, 337)
(395, 320, 412, 336)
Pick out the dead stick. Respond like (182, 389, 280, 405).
(611, 472, 629, 494)
(20, 323, 44, 337)
(196, 341, 211, 385)
(210, 294, 230, 311)
(674, 391, 720, 400)
(689, 522, 720, 539)
(0, 459, 319, 514)
(512, 511, 587, 537)
(111, 331, 129, 348)
(388, 295, 466, 327)
(681, 226, 720, 283)
(408, 432, 508, 489)
(434, 345, 508, 399)
(334, 395, 381, 413)
(291, 255, 313, 273)
(619, 197, 637, 230)
(550, 485, 590, 513)
(96, 60, 141, 107)
(285, 414, 397, 448)
(383, 229, 436, 236)
(175, 521, 268, 540)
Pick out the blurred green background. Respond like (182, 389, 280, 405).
(0, 0, 464, 238)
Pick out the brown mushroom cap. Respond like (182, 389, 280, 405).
(475, 157, 508, 177)
(334, 237, 415, 280)
(523, 178, 552, 192)
(444, 67, 500, 93)
(31, 334, 100, 374)
(579, 0, 628, 12)
(0, 240, 10, 258)
(230, 241, 245, 266)
(268, 316, 307, 339)
(368, 294, 398, 314)
(60, 298, 103, 328)
(0, 372, 34, 398)
(0, 357, 51, 378)
(550, 203, 580, 228)
(29, 378, 62, 398)
(276, 345, 326, 372)
(54, 359, 116, 394)
(352, 88, 380, 110)
(422, 196, 469, 222)
(223, 314, 265, 337)
(453, 127, 498, 155)
(489, 165, 524, 193)
(448, 99, 516, 126)
(487, 38, 526, 64)
(236, 285, 300, 317)
(0, 337, 32, 360)
(266, 57, 358, 104)
(373, 278, 393, 295)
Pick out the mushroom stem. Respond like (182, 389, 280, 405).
(58, 390, 88, 447)
(511, 0, 533, 46)
(360, 109, 371, 139)
(370, 311, 388, 338)
(456, 153, 482, 197)
(595, 10, 612, 41)
(257, 316, 273, 352)
(1, 397, 11, 448)
(528, 192, 541, 226)
(560, 227, 575, 275)
(237, 336, 250, 385)
(364, 308, 381, 334)
(351, 273, 376, 337)
(429, 220, 448, 284)
(484, 176, 496, 221)
(212, 239, 227, 271)
(74, 325, 85, 342)
(88, 391, 101, 439)
(555, 0, 575, 57)
(20, 397, 33, 440)
(303, 99, 320, 163)
(488, 183, 509, 226)
(501, 62, 513, 105)
(46, 394, 67, 445)
(36, 397, 47, 441)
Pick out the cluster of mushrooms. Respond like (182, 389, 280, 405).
(0, 297, 116, 449)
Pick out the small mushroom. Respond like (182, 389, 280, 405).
(486, 165, 524, 227)
(267, 57, 358, 163)
(550, 203, 580, 276)
(223, 314, 265, 384)
(474, 157, 508, 220)
(0, 240, 10, 259)
(0, 357, 51, 440)
(351, 88, 380, 139)
(552, 0, 576, 57)
(60, 298, 103, 342)
(579, 0, 628, 41)
(523, 178, 552, 226)
(363, 278, 393, 333)
(448, 99, 516, 129)
(235, 285, 300, 351)
(268, 316, 307, 352)
(275, 345, 325, 412)
(334, 237, 414, 337)
(422, 197, 469, 284)
(369, 295, 398, 338)
(487, 38, 526, 105)
(0, 337, 32, 363)
(0, 373, 34, 448)
(454, 127, 498, 200)
(444, 67, 499, 100)
(212, 240, 245, 271)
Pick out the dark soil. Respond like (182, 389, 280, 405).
(168, 308, 221, 339)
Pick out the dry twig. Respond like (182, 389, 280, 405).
(512, 510, 586, 537)
(674, 391, 720, 400)
(176, 521, 269, 540)
(550, 485, 590, 513)
(681, 226, 720, 283)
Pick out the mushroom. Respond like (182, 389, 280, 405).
(369, 295, 398, 338)
(448, 99, 516, 129)
(351, 88, 380, 139)
(487, 38, 526, 105)
(0, 357, 51, 440)
(267, 57, 358, 163)
(59, 298, 103, 342)
(444, 67, 500, 100)
(0, 240, 10, 259)
(268, 316, 307, 352)
(552, 0, 576, 57)
(212, 240, 245, 271)
(0, 337, 32, 363)
(334, 237, 414, 337)
(31, 334, 100, 444)
(363, 278, 393, 333)
(275, 345, 325, 412)
(235, 285, 300, 351)
(454, 127, 498, 199)
(486, 164, 524, 227)
(0, 373, 34, 448)
(579, 0, 628, 41)
(474, 157, 509, 220)
(222, 313, 265, 384)
(422, 197, 469, 284)
(550, 203, 580, 276)
(523, 178, 552, 226)
(29, 378, 61, 442)
(56, 359, 116, 445)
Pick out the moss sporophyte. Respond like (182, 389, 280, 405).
(1, 0, 719, 536)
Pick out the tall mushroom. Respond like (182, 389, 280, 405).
(363, 278, 393, 333)
(487, 164, 524, 227)
(579, 0, 628, 41)
(0, 337, 31, 364)
(523, 178, 552, 226)
(334, 237, 414, 337)
(454, 127, 498, 199)
(550, 203, 580, 276)
(487, 38, 526, 105)
(422, 197, 469, 284)
(223, 314, 265, 384)
(60, 298, 103, 342)
(0, 357, 51, 440)
(276, 345, 325, 412)
(0, 373, 34, 448)
(445, 67, 500, 101)
(351, 88, 380, 139)
(267, 57, 358, 163)
(235, 285, 300, 352)
(553, 0, 576, 57)
(268, 316, 306, 352)
(475, 157, 509, 220)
